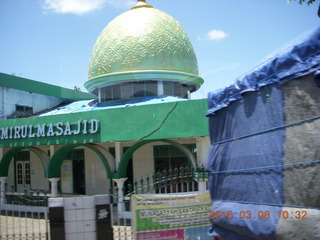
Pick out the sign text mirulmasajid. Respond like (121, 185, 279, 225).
(0, 119, 99, 140)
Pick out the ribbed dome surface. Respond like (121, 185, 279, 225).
(85, 1, 203, 94)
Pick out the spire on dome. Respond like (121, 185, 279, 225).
(131, 0, 153, 9)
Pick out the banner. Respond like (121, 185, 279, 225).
(133, 192, 211, 240)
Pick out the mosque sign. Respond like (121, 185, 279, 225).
(0, 119, 99, 140)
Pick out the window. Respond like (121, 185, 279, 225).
(145, 82, 157, 96)
(133, 82, 145, 97)
(14, 151, 31, 191)
(153, 144, 196, 172)
(17, 163, 23, 184)
(99, 81, 192, 103)
(65, 149, 84, 160)
(25, 163, 31, 184)
(163, 82, 174, 96)
(121, 83, 133, 99)
(16, 105, 33, 113)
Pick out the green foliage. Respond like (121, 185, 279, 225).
(287, 0, 317, 5)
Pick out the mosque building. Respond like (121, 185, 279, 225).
(0, 0, 210, 198)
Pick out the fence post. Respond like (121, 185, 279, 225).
(0, 176, 7, 208)
(195, 167, 208, 192)
(113, 178, 127, 218)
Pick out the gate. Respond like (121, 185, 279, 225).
(110, 166, 208, 240)
(0, 190, 50, 240)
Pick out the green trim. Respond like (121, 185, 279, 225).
(47, 144, 111, 179)
(0, 99, 209, 148)
(0, 72, 95, 101)
(85, 70, 204, 94)
(0, 147, 48, 177)
(116, 139, 196, 178)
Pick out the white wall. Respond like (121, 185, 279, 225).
(7, 160, 15, 192)
(85, 148, 109, 195)
(30, 151, 49, 190)
(0, 87, 64, 119)
(132, 143, 154, 181)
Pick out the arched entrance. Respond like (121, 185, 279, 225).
(0, 147, 50, 177)
(116, 139, 196, 178)
(47, 143, 114, 195)
(0, 146, 50, 192)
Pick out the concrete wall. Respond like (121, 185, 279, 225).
(30, 151, 49, 190)
(85, 148, 110, 195)
(0, 87, 65, 119)
(132, 143, 154, 181)
(7, 160, 14, 192)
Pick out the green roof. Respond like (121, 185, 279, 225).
(0, 99, 209, 147)
(0, 72, 95, 101)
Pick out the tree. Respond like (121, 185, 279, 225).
(287, 0, 317, 5)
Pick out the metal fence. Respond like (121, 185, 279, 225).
(0, 189, 50, 240)
(0, 207, 49, 240)
(110, 166, 208, 240)
(5, 190, 49, 207)
(115, 166, 207, 197)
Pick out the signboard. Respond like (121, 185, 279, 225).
(133, 192, 211, 240)
(0, 119, 99, 140)
(61, 160, 73, 193)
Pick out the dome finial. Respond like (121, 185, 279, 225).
(131, 0, 153, 9)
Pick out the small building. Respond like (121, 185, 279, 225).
(0, 72, 94, 120)
(0, 0, 210, 201)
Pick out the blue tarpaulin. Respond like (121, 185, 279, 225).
(207, 26, 320, 239)
(39, 96, 186, 116)
(207, 26, 320, 116)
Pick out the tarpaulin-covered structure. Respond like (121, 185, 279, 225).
(207, 26, 320, 239)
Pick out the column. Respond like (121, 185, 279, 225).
(113, 178, 127, 218)
(157, 81, 164, 96)
(198, 180, 207, 192)
(0, 177, 7, 208)
(115, 142, 122, 171)
(49, 178, 60, 197)
(196, 136, 210, 167)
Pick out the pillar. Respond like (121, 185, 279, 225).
(0, 177, 7, 208)
(49, 178, 60, 197)
(115, 142, 122, 171)
(113, 178, 127, 218)
(196, 136, 210, 167)
(198, 180, 207, 192)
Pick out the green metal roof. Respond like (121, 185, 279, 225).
(0, 72, 95, 101)
(0, 99, 209, 147)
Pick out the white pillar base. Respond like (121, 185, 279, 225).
(49, 178, 60, 197)
(113, 178, 128, 218)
